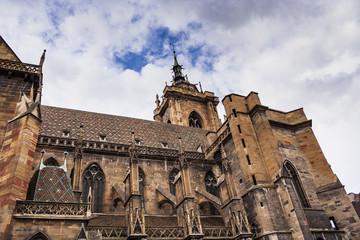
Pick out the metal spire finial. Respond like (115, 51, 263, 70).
(61, 151, 69, 171)
(170, 43, 185, 84)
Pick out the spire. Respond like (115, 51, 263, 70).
(155, 94, 160, 109)
(39, 49, 46, 67)
(171, 43, 186, 85)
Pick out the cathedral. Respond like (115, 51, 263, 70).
(0, 36, 359, 240)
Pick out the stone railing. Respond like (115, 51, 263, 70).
(0, 59, 39, 74)
(38, 136, 205, 160)
(203, 227, 233, 238)
(146, 227, 184, 238)
(87, 228, 128, 239)
(13, 200, 89, 219)
(87, 227, 185, 239)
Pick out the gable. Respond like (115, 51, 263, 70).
(0, 36, 21, 62)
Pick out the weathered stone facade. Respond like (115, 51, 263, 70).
(0, 36, 359, 240)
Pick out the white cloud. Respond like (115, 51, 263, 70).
(0, 0, 359, 193)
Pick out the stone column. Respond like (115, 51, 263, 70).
(124, 132, 146, 240)
(0, 114, 41, 240)
(72, 125, 84, 202)
(175, 138, 204, 240)
(219, 145, 252, 239)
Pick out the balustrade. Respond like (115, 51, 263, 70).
(0, 59, 39, 73)
(14, 200, 89, 218)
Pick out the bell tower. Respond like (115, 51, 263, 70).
(153, 48, 221, 131)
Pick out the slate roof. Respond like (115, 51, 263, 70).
(87, 215, 127, 227)
(40, 105, 210, 151)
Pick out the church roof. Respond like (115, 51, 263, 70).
(40, 105, 210, 151)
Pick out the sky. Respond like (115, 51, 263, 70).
(0, 0, 359, 193)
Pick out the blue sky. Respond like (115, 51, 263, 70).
(0, 0, 360, 193)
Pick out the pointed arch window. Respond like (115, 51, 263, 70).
(189, 111, 203, 129)
(284, 162, 310, 208)
(26, 170, 39, 200)
(27, 231, 51, 240)
(82, 163, 105, 213)
(169, 168, 180, 196)
(44, 157, 59, 166)
(205, 171, 219, 197)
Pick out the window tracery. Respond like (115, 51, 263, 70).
(82, 163, 105, 212)
(169, 168, 180, 196)
(189, 111, 203, 128)
(205, 171, 219, 197)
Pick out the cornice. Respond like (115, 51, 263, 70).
(37, 135, 206, 161)
(268, 119, 312, 131)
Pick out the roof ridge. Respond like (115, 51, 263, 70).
(41, 105, 210, 133)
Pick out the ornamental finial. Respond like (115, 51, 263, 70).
(170, 43, 185, 84)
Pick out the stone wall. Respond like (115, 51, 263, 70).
(0, 74, 32, 147)
(31, 147, 221, 217)
(11, 218, 85, 240)
(0, 115, 41, 240)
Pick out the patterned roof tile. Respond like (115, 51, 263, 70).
(40, 106, 210, 151)
(34, 166, 75, 202)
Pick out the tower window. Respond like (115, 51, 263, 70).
(252, 175, 257, 185)
(246, 155, 251, 165)
(161, 142, 168, 148)
(241, 139, 246, 148)
(189, 111, 203, 129)
(329, 217, 339, 230)
(232, 109, 237, 117)
(229, 95, 232, 102)
(237, 125, 242, 134)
